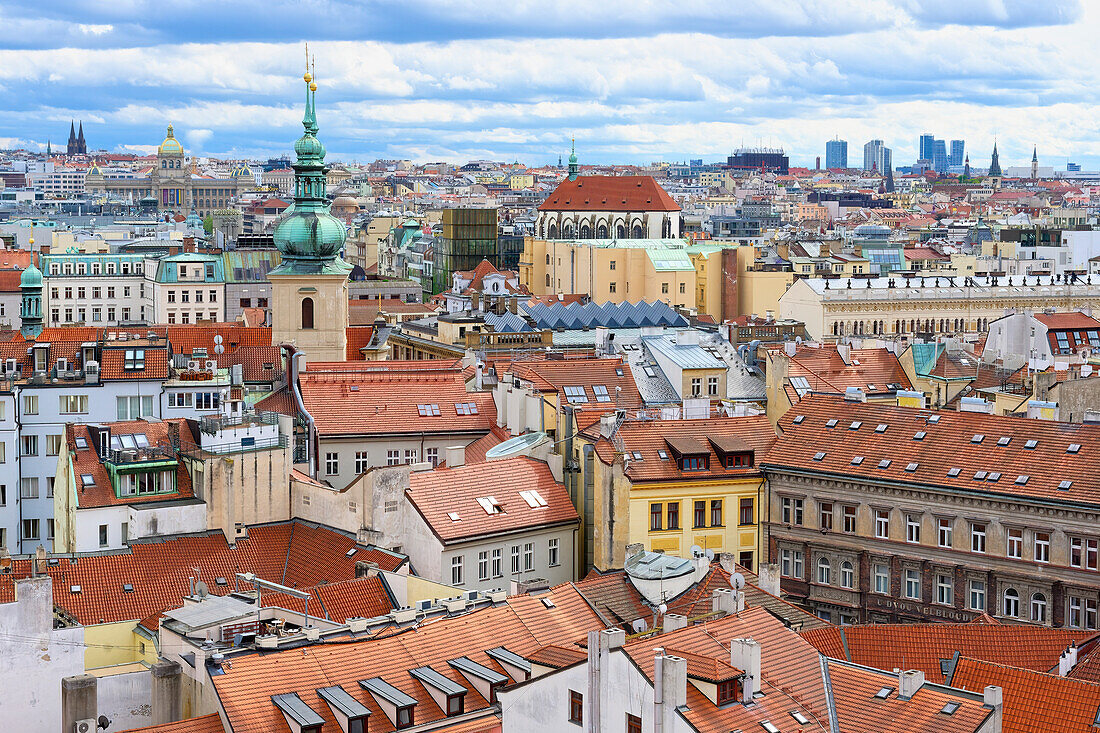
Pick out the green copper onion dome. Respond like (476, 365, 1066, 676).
(20, 262, 43, 289)
(270, 68, 350, 276)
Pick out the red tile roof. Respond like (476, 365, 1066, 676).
(344, 325, 376, 359)
(0, 268, 24, 292)
(1033, 312, 1100, 330)
(768, 395, 1100, 506)
(120, 713, 225, 733)
(0, 521, 402, 625)
(781, 344, 913, 395)
(259, 576, 394, 622)
(462, 425, 511, 464)
(497, 356, 643, 411)
(800, 624, 1094, 683)
(407, 457, 578, 543)
(299, 362, 495, 437)
(100, 345, 170, 380)
(538, 175, 680, 213)
(950, 657, 1100, 732)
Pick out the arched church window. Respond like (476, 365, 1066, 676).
(302, 297, 315, 330)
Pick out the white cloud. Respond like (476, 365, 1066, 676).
(78, 24, 114, 36)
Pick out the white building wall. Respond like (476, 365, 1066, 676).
(437, 525, 579, 592)
(127, 502, 207, 542)
(73, 505, 129, 552)
(97, 669, 153, 731)
(316, 435, 483, 491)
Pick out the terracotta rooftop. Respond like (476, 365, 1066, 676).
(120, 713, 225, 733)
(768, 394, 1100, 506)
(538, 175, 680, 213)
(780, 344, 913, 397)
(407, 457, 578, 544)
(499, 356, 643, 411)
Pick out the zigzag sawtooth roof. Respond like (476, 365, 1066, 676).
(518, 299, 687, 331)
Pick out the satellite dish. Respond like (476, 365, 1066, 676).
(213, 335, 223, 345)
(731, 573, 746, 590)
(213, 344, 225, 355)
(689, 544, 704, 558)
(658, 603, 668, 615)
(195, 581, 209, 598)
(705, 549, 715, 561)
(631, 618, 648, 633)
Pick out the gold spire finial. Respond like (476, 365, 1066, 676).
(310, 55, 316, 91)
(303, 43, 312, 83)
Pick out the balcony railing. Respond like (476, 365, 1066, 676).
(180, 434, 288, 457)
(105, 445, 177, 465)
(198, 410, 281, 435)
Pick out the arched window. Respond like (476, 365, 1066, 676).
(817, 557, 831, 585)
(547, 222, 557, 239)
(632, 225, 643, 238)
(840, 561, 854, 589)
(161, 160, 166, 168)
(545, 274, 551, 287)
(545, 253, 551, 265)
(301, 297, 314, 330)
(580, 225, 591, 238)
(1031, 592, 1047, 622)
(616, 225, 625, 238)
(1003, 588, 1019, 617)
(596, 224, 608, 238)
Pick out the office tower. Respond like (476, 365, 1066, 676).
(919, 133, 935, 163)
(932, 139, 948, 172)
(950, 139, 965, 167)
(825, 138, 848, 169)
(863, 140, 890, 173)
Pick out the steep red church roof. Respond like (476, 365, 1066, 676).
(538, 175, 680, 212)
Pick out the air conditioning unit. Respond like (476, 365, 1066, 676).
(187, 360, 201, 371)
(75, 719, 95, 733)
(205, 360, 217, 371)
(415, 599, 433, 611)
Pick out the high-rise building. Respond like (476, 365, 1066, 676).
(932, 139, 948, 172)
(949, 139, 965, 167)
(862, 140, 890, 172)
(825, 138, 848, 169)
(918, 133, 935, 163)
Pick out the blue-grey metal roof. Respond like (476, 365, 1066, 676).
(272, 692, 325, 726)
(642, 334, 727, 369)
(410, 666, 467, 696)
(521, 300, 687, 331)
(360, 677, 418, 707)
(625, 550, 695, 580)
(481, 311, 535, 333)
(448, 657, 509, 684)
(317, 685, 371, 719)
(486, 647, 532, 673)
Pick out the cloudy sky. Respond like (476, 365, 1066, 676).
(1, 0, 1096, 169)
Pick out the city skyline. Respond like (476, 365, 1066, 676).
(0, 1, 1097, 168)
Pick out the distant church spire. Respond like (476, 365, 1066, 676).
(1031, 146, 1039, 179)
(988, 141, 1002, 177)
(567, 138, 579, 181)
(964, 154, 970, 179)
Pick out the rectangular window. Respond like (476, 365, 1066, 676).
(99, 524, 108, 548)
(1071, 537, 1084, 567)
(819, 502, 833, 531)
(548, 538, 560, 567)
(451, 555, 463, 585)
(971, 523, 986, 553)
(873, 563, 889, 594)
(666, 502, 679, 530)
(694, 500, 706, 528)
(19, 477, 38, 499)
(781, 497, 804, 525)
(20, 435, 37, 457)
(780, 549, 804, 578)
(843, 505, 856, 533)
(491, 548, 502, 578)
(511, 545, 521, 574)
(404, 449, 417, 464)
(708, 376, 719, 396)
(1070, 597, 1083, 628)
(938, 518, 953, 548)
(354, 451, 369, 474)
(1034, 532, 1050, 563)
(691, 378, 702, 396)
(875, 510, 889, 539)
(325, 452, 339, 476)
(478, 551, 489, 581)
(969, 580, 986, 611)
(22, 395, 37, 415)
(650, 503, 662, 531)
(710, 500, 723, 527)
(1088, 539, 1098, 571)
(425, 447, 439, 467)
(21, 519, 39, 541)
(906, 514, 920, 544)
(386, 450, 400, 466)
(569, 691, 583, 724)
(904, 569, 921, 600)
(627, 714, 642, 733)
(936, 574, 952, 605)
(739, 497, 754, 525)
(524, 543, 534, 571)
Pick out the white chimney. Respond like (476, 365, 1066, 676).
(755, 563, 781, 596)
(662, 614, 687, 633)
(1059, 645, 1079, 676)
(836, 342, 851, 364)
(730, 638, 761, 701)
(711, 588, 744, 615)
(445, 445, 465, 468)
(983, 686, 1003, 733)
(653, 653, 687, 733)
(783, 341, 796, 356)
(898, 669, 924, 699)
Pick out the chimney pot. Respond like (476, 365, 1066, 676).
(898, 669, 925, 700)
(444, 445, 465, 468)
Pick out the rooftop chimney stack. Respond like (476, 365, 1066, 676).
(730, 638, 761, 702)
(898, 669, 925, 700)
(444, 445, 465, 468)
(653, 652, 687, 733)
(983, 686, 1004, 733)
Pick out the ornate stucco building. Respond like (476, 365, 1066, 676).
(84, 125, 253, 215)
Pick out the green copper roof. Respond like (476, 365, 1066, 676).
(20, 263, 43, 288)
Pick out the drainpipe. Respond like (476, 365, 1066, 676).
(285, 346, 317, 478)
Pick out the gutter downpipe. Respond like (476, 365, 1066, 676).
(285, 345, 318, 478)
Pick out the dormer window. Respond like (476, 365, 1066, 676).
(682, 456, 708, 471)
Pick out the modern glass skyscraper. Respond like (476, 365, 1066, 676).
(863, 139, 891, 172)
(949, 139, 965, 166)
(825, 138, 848, 169)
(932, 139, 948, 171)
(919, 133, 935, 162)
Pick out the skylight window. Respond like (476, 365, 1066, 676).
(1068, 443, 1082, 454)
(905, 463, 918, 472)
(874, 687, 893, 700)
(947, 468, 961, 477)
(914, 431, 926, 440)
(80, 474, 95, 486)
(631, 451, 643, 461)
(657, 450, 669, 460)
(997, 437, 1011, 446)
(866, 383, 877, 391)
(475, 497, 504, 515)
(455, 402, 479, 415)
(563, 386, 588, 403)
(1059, 481, 1073, 490)
(971, 434, 985, 444)
(941, 702, 961, 715)
(593, 385, 612, 402)
(1015, 475, 1029, 485)
(875, 424, 888, 433)
(417, 404, 441, 417)
(793, 415, 805, 424)
(448, 512, 461, 522)
(123, 583, 134, 593)
(1024, 439, 1038, 449)
(70, 585, 81, 594)
(790, 711, 810, 725)
(74, 437, 88, 450)
(849, 421, 862, 430)
(877, 459, 891, 469)
(813, 452, 826, 461)
(973, 471, 987, 480)
(761, 722, 780, 733)
(825, 419, 838, 428)
(644, 366, 657, 378)
(790, 376, 812, 396)
(851, 456, 864, 465)
(928, 415, 941, 423)
(987, 472, 1001, 482)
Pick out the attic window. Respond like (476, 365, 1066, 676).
(563, 386, 588, 403)
(81, 474, 95, 487)
(905, 463, 918, 472)
(519, 490, 548, 508)
(913, 431, 926, 440)
(928, 415, 941, 423)
(657, 450, 669, 460)
(875, 424, 888, 433)
(851, 456, 864, 465)
(877, 459, 891, 469)
(593, 385, 612, 402)
(813, 452, 826, 461)
(476, 496, 504, 515)
(215, 577, 228, 586)
(849, 421, 862, 430)
(997, 436, 1011, 446)
(1015, 475, 1029, 485)
(986, 472, 1001, 482)
(615, 368, 624, 377)
(631, 451, 643, 461)
(455, 402, 479, 415)
(867, 383, 877, 391)
(1024, 439, 1038, 449)
(75, 437, 88, 450)
(417, 404, 440, 417)
(70, 585, 81, 594)
(790, 711, 810, 725)
(874, 687, 893, 700)
(825, 419, 838, 428)
(1068, 443, 1082, 454)
(793, 415, 805, 424)
(971, 434, 985, 444)
(1059, 480, 1073, 490)
(123, 583, 134, 593)
(941, 702, 961, 715)
(448, 512, 461, 522)
(973, 471, 987, 480)
(947, 468, 962, 477)
(761, 723, 781, 733)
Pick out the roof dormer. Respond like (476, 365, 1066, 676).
(317, 685, 370, 733)
(410, 666, 467, 717)
(271, 692, 324, 733)
(359, 677, 416, 730)
(448, 656, 509, 703)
